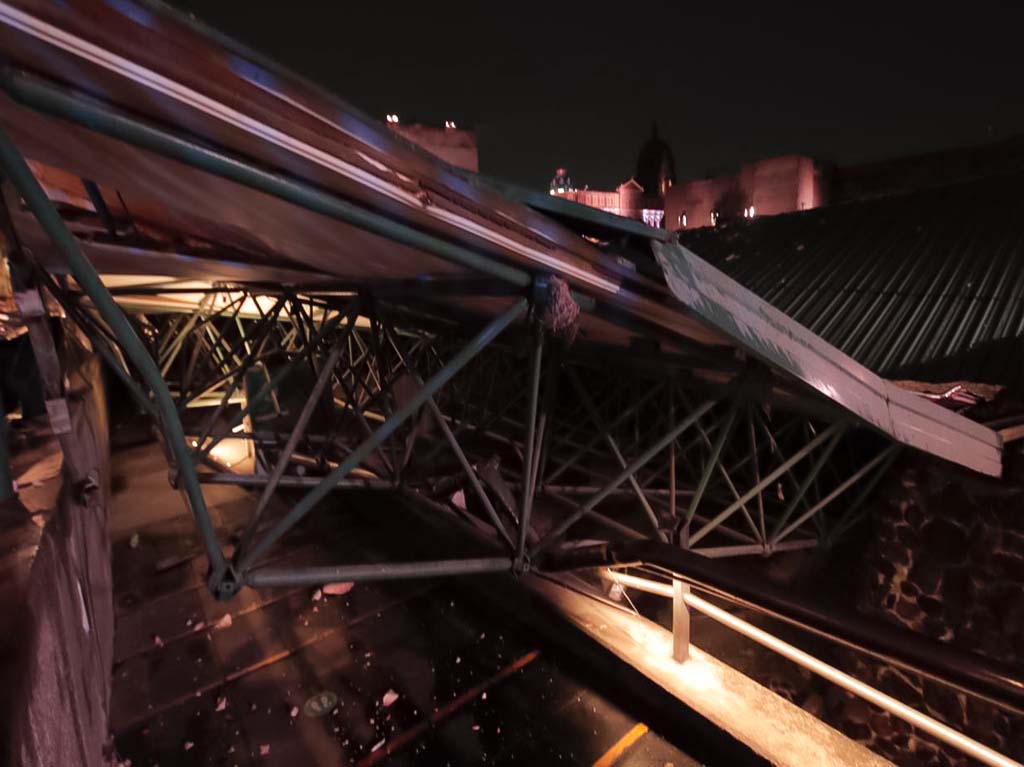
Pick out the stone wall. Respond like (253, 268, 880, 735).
(6, 348, 114, 767)
(833, 448, 1024, 766)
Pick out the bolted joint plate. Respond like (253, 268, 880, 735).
(208, 560, 241, 601)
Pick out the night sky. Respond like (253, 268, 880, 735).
(172, 1, 1024, 191)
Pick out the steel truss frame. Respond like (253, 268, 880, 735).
(0, 114, 900, 601)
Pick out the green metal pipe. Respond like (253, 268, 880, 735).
(531, 398, 718, 557)
(773, 444, 899, 545)
(0, 125, 227, 573)
(684, 400, 739, 525)
(689, 421, 844, 546)
(516, 324, 544, 563)
(238, 297, 528, 571)
(1, 69, 532, 290)
(769, 424, 846, 541)
(244, 556, 514, 587)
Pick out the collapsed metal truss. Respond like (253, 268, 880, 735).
(43, 277, 899, 594)
(0, 118, 900, 600)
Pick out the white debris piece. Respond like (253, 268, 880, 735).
(153, 635, 164, 648)
(259, 744, 270, 757)
(215, 697, 227, 712)
(371, 739, 385, 753)
(184, 742, 194, 751)
(129, 533, 140, 549)
(290, 706, 299, 718)
(323, 582, 354, 596)
(381, 689, 399, 707)
(214, 613, 233, 630)
(312, 588, 322, 602)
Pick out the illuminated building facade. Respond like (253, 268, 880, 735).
(665, 155, 829, 231)
(385, 115, 479, 172)
(549, 124, 676, 227)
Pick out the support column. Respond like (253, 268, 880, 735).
(673, 579, 690, 663)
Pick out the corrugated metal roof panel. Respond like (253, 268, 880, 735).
(678, 173, 1024, 393)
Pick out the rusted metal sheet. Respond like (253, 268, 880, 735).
(653, 240, 1002, 477)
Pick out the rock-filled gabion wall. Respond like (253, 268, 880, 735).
(833, 449, 1024, 766)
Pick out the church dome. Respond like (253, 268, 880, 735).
(635, 123, 676, 198)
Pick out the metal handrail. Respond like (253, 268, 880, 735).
(598, 568, 1019, 767)
(543, 541, 1024, 718)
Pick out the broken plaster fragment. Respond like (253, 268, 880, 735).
(323, 582, 354, 596)
(382, 689, 399, 707)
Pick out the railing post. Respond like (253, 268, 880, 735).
(673, 579, 690, 663)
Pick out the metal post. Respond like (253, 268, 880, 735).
(516, 323, 544, 567)
(673, 579, 690, 663)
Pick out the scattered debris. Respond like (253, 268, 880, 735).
(214, 613, 233, 630)
(472, 724, 480, 731)
(152, 635, 163, 648)
(184, 742, 194, 752)
(371, 739, 385, 753)
(259, 744, 270, 757)
(455, 656, 461, 664)
(303, 691, 338, 717)
(450, 489, 466, 510)
(381, 689, 399, 707)
(191, 621, 206, 633)
(215, 697, 227, 712)
(323, 581, 354, 596)
(312, 588, 322, 601)
(481, 692, 487, 700)
(129, 533, 140, 549)
(290, 706, 299, 718)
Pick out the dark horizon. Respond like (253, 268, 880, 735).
(170, 1, 1024, 191)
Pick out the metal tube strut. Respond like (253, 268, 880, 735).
(236, 298, 528, 575)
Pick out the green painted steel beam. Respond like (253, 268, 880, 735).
(1, 68, 533, 290)
(531, 397, 718, 557)
(688, 420, 844, 546)
(0, 124, 227, 573)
